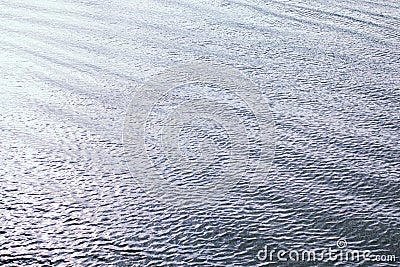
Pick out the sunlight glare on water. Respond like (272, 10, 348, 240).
(0, 0, 399, 266)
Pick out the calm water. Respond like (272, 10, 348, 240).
(0, 0, 399, 266)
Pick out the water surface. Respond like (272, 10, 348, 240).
(0, 0, 399, 266)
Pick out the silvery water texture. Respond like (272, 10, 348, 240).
(1, 0, 399, 265)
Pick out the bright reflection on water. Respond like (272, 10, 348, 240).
(0, 0, 399, 266)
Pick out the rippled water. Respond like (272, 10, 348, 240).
(1, 0, 399, 266)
